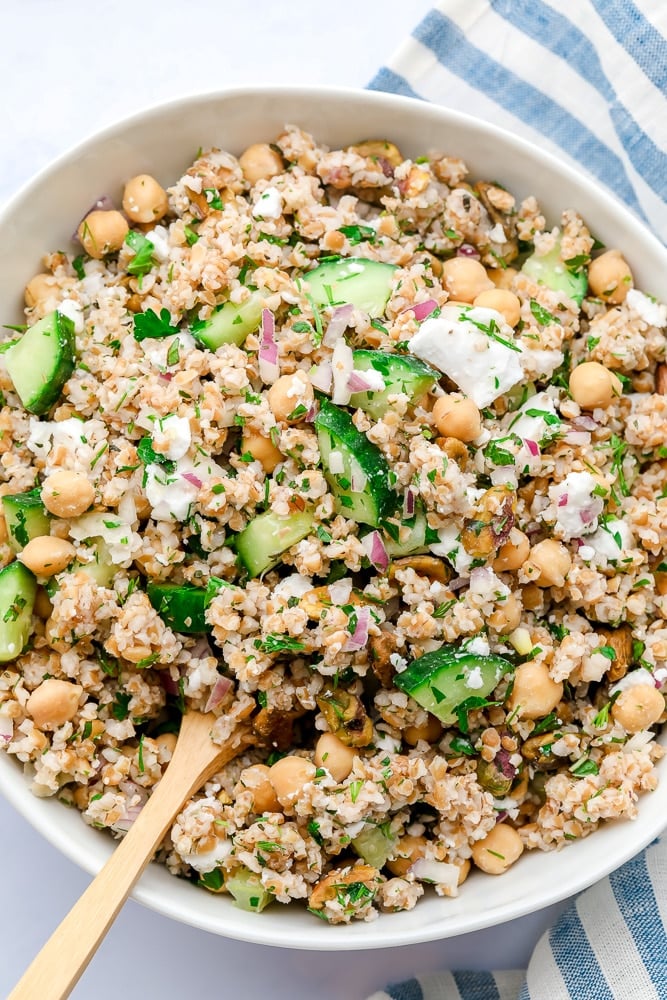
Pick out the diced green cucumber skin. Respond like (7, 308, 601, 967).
(304, 257, 397, 317)
(352, 825, 396, 869)
(235, 509, 315, 578)
(226, 867, 273, 913)
(350, 351, 439, 419)
(384, 509, 429, 558)
(5, 311, 75, 415)
(147, 580, 227, 633)
(0, 562, 37, 663)
(192, 291, 264, 350)
(2, 490, 51, 553)
(315, 400, 396, 528)
(395, 648, 514, 726)
(522, 243, 587, 306)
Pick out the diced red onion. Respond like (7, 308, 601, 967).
(332, 340, 354, 405)
(159, 372, 173, 382)
(580, 507, 596, 525)
(350, 466, 368, 492)
(190, 638, 213, 659)
(310, 360, 333, 394)
(323, 304, 354, 347)
(563, 429, 591, 446)
(573, 537, 584, 549)
(378, 157, 394, 179)
(449, 576, 469, 592)
(494, 748, 517, 780)
(572, 414, 597, 432)
(409, 858, 459, 891)
(524, 439, 539, 457)
(182, 472, 202, 489)
(258, 308, 279, 385)
(495, 810, 509, 824)
(161, 672, 180, 696)
(403, 487, 416, 519)
(457, 243, 480, 259)
(558, 493, 569, 507)
(343, 605, 371, 652)
(361, 531, 389, 573)
(204, 675, 233, 713)
(0, 715, 13, 743)
(304, 402, 317, 423)
(347, 370, 376, 393)
(411, 298, 439, 322)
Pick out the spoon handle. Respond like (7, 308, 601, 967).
(9, 725, 244, 1000)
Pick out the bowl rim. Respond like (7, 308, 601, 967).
(1, 84, 666, 951)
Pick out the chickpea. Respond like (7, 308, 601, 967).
(77, 210, 129, 260)
(488, 594, 522, 634)
(611, 683, 665, 733)
(432, 395, 481, 442)
(403, 715, 443, 746)
(269, 755, 317, 808)
(266, 371, 314, 423)
(386, 835, 427, 877)
(33, 587, 53, 620)
(240, 430, 283, 474)
(24, 273, 57, 309)
(507, 661, 564, 720)
(19, 536, 76, 577)
(314, 732, 356, 782)
(26, 678, 83, 730)
(527, 539, 572, 588)
(239, 763, 281, 812)
(456, 858, 471, 886)
(493, 529, 530, 572)
(239, 143, 284, 185)
(41, 470, 95, 519)
(471, 823, 524, 875)
(122, 174, 169, 224)
(569, 362, 622, 410)
(442, 257, 494, 303)
(487, 266, 518, 291)
(0, 514, 8, 545)
(655, 572, 667, 597)
(588, 250, 633, 304)
(473, 289, 521, 327)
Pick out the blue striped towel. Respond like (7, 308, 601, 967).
(369, 0, 667, 243)
(366, 2, 667, 997)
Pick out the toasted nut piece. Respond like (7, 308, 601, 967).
(26, 678, 83, 729)
(437, 436, 471, 468)
(476, 756, 514, 796)
(388, 555, 451, 583)
(475, 181, 518, 264)
(309, 863, 382, 910)
(347, 140, 403, 169)
(300, 586, 363, 620)
(596, 625, 633, 682)
(368, 629, 399, 687)
(252, 707, 299, 750)
(461, 485, 516, 559)
(521, 732, 560, 770)
(656, 364, 667, 395)
(316, 687, 373, 748)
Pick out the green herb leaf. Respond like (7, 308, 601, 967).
(529, 299, 557, 326)
(72, 255, 86, 280)
(338, 224, 377, 246)
(125, 231, 156, 277)
(254, 634, 307, 654)
(134, 308, 180, 342)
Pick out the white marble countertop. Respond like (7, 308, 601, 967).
(0, 2, 569, 996)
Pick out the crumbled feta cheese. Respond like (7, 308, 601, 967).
(429, 522, 473, 576)
(151, 414, 192, 461)
(252, 186, 283, 220)
(467, 636, 490, 657)
(354, 369, 385, 392)
(68, 513, 142, 567)
(587, 517, 633, 563)
(465, 666, 484, 689)
(549, 471, 604, 540)
(141, 332, 196, 368)
(488, 223, 506, 243)
(143, 225, 171, 262)
(57, 298, 84, 334)
(507, 390, 560, 444)
(390, 652, 409, 673)
(409, 305, 524, 407)
(273, 574, 314, 601)
(145, 463, 199, 521)
(626, 289, 667, 328)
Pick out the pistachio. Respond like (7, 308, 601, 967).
(316, 686, 373, 748)
(521, 731, 560, 770)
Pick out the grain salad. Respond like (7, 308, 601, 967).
(0, 125, 665, 925)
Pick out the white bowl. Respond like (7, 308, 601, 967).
(1, 86, 666, 950)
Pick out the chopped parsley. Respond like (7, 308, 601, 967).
(529, 299, 557, 326)
(134, 307, 180, 342)
(254, 634, 307, 654)
(338, 224, 376, 245)
(125, 231, 156, 277)
(72, 255, 86, 280)
(569, 757, 599, 777)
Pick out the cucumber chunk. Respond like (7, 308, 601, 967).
(226, 866, 273, 913)
(192, 290, 264, 350)
(384, 508, 430, 557)
(304, 257, 397, 317)
(235, 509, 315, 578)
(5, 311, 75, 415)
(522, 241, 587, 306)
(395, 646, 514, 726)
(2, 490, 51, 553)
(316, 400, 396, 527)
(352, 824, 396, 869)
(0, 561, 37, 662)
(147, 577, 226, 633)
(72, 538, 115, 588)
(350, 351, 439, 419)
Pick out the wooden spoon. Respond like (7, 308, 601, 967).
(9, 712, 253, 1000)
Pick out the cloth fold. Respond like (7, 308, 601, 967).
(366, 2, 667, 997)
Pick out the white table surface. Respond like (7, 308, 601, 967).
(0, 2, 570, 996)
